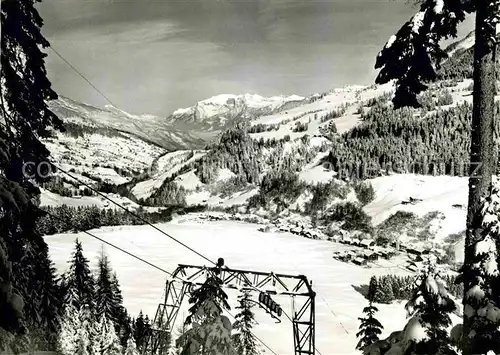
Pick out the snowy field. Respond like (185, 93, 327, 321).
(44, 218, 461, 355)
(364, 174, 468, 239)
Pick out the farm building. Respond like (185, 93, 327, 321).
(363, 251, 378, 261)
(406, 247, 424, 256)
(352, 257, 367, 266)
(373, 246, 397, 259)
(351, 238, 363, 247)
(360, 239, 376, 249)
(328, 234, 343, 243)
(341, 237, 353, 245)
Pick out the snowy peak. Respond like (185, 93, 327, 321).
(168, 93, 307, 130)
(49, 96, 208, 151)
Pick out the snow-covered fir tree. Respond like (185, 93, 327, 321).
(58, 302, 81, 355)
(133, 311, 149, 350)
(177, 274, 235, 355)
(96, 248, 117, 321)
(363, 262, 458, 355)
(1, 0, 65, 348)
(374, 1, 499, 353)
(95, 249, 130, 347)
(75, 327, 91, 355)
(63, 239, 96, 311)
(124, 337, 140, 355)
(402, 261, 457, 355)
(94, 314, 122, 355)
(456, 176, 500, 353)
(110, 271, 131, 346)
(175, 318, 190, 355)
(232, 288, 259, 355)
(356, 276, 383, 351)
(373, 276, 394, 304)
(59, 240, 98, 355)
(134, 312, 153, 353)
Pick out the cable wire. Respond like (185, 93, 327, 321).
(44, 45, 281, 354)
(44, 44, 332, 355)
(53, 164, 216, 267)
(42, 208, 279, 355)
(49, 46, 118, 108)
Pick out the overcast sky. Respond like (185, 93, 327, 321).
(37, 0, 474, 116)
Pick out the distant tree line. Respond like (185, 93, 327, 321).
(319, 104, 349, 123)
(305, 180, 350, 215)
(143, 181, 187, 207)
(186, 129, 321, 188)
(292, 121, 309, 132)
(370, 274, 463, 304)
(247, 123, 280, 133)
(37, 205, 174, 235)
(326, 102, 500, 179)
(248, 170, 307, 212)
(61, 121, 126, 140)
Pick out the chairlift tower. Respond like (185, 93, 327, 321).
(141, 262, 316, 355)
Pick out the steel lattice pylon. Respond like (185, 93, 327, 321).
(141, 263, 316, 355)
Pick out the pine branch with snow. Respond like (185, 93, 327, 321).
(178, 274, 235, 355)
(375, 0, 471, 109)
(402, 262, 457, 355)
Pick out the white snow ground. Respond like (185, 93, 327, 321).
(44, 217, 460, 355)
(364, 174, 468, 240)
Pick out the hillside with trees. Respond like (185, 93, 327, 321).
(326, 101, 500, 179)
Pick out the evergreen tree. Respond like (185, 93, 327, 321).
(356, 276, 383, 351)
(177, 274, 235, 355)
(175, 319, 190, 355)
(373, 276, 394, 304)
(124, 337, 140, 355)
(1, 0, 65, 349)
(403, 263, 457, 355)
(93, 314, 122, 355)
(95, 248, 117, 323)
(232, 288, 259, 355)
(58, 302, 80, 355)
(110, 271, 130, 346)
(60, 241, 97, 355)
(374, 1, 499, 353)
(457, 177, 500, 353)
(75, 326, 91, 355)
(133, 311, 147, 350)
(64, 239, 96, 311)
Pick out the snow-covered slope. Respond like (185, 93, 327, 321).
(43, 219, 412, 355)
(50, 96, 209, 151)
(444, 30, 475, 56)
(364, 175, 468, 240)
(131, 150, 207, 200)
(167, 93, 307, 130)
(45, 218, 462, 355)
(44, 129, 165, 185)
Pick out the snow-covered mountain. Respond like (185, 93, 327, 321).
(49, 96, 210, 151)
(444, 30, 475, 56)
(166, 93, 308, 130)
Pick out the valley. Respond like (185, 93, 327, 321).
(3, 4, 500, 353)
(45, 215, 463, 355)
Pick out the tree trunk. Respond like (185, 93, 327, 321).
(462, 1, 497, 353)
